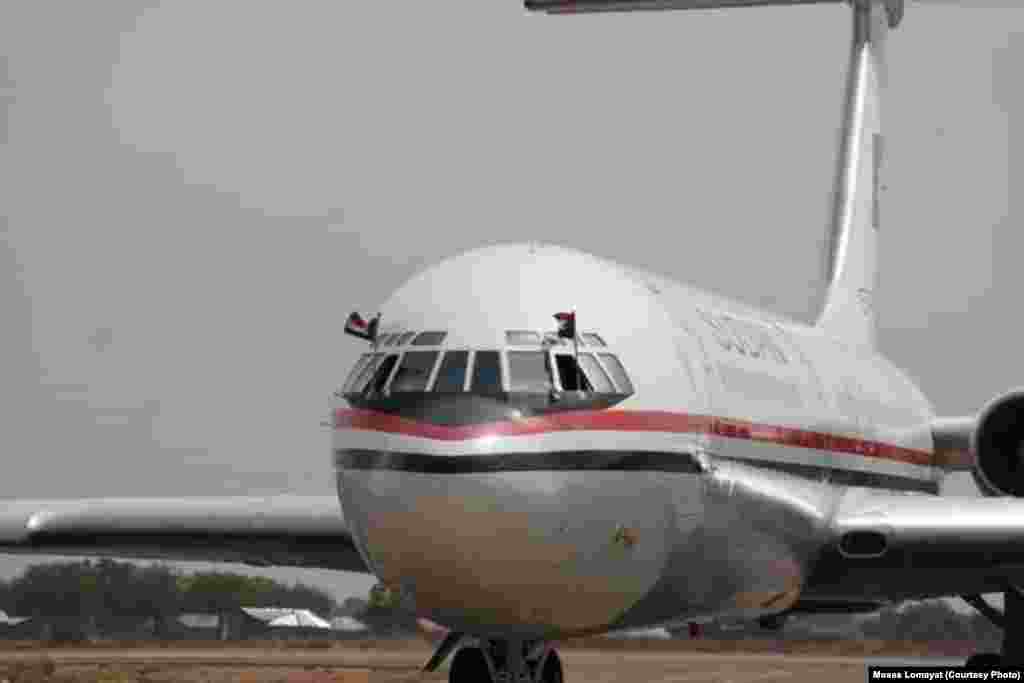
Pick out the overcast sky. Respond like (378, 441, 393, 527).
(1, 1, 1022, 603)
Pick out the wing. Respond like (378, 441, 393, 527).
(0, 495, 369, 573)
(806, 489, 1024, 602)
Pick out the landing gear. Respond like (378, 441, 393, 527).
(964, 653, 1002, 670)
(962, 584, 1024, 667)
(538, 649, 564, 683)
(449, 647, 492, 682)
(426, 635, 563, 683)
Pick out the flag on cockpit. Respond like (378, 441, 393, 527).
(554, 311, 576, 339)
(345, 312, 379, 341)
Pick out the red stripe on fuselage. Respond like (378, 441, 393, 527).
(333, 408, 933, 468)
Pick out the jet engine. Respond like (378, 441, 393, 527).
(971, 390, 1024, 497)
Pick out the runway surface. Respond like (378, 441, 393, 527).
(0, 647, 963, 682)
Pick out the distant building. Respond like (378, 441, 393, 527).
(239, 608, 332, 640)
(175, 608, 334, 640)
(0, 610, 30, 627)
(0, 607, 353, 642)
(331, 616, 369, 638)
(0, 615, 97, 642)
(0, 610, 35, 639)
(176, 613, 221, 640)
(243, 608, 330, 628)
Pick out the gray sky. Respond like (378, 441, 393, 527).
(1, 1, 1022, 603)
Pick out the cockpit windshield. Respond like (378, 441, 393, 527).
(342, 353, 373, 394)
(348, 353, 383, 394)
(391, 351, 439, 393)
(338, 329, 634, 409)
(598, 353, 634, 394)
(577, 353, 615, 393)
(554, 354, 588, 391)
(471, 351, 503, 395)
(432, 351, 469, 392)
(507, 351, 553, 393)
(412, 331, 447, 346)
(365, 354, 398, 397)
(506, 330, 541, 345)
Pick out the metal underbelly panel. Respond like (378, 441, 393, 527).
(611, 458, 836, 629)
(337, 466, 702, 637)
(337, 448, 846, 636)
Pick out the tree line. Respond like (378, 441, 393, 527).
(0, 561, 1005, 645)
(0, 559, 337, 632)
(0, 562, 422, 638)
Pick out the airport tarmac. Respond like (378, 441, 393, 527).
(0, 647, 957, 683)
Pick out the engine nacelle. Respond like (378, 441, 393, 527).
(971, 390, 1024, 497)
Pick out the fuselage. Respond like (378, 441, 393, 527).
(331, 242, 937, 638)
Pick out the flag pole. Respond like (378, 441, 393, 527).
(573, 310, 581, 393)
(370, 313, 381, 348)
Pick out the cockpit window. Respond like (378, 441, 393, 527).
(507, 351, 553, 393)
(396, 332, 416, 346)
(412, 331, 447, 346)
(542, 333, 570, 347)
(348, 353, 384, 393)
(432, 351, 469, 392)
(577, 353, 615, 393)
(599, 353, 633, 394)
(554, 354, 591, 392)
(342, 354, 373, 393)
(390, 351, 440, 393)
(471, 351, 503, 394)
(365, 354, 399, 397)
(506, 330, 541, 345)
(581, 333, 607, 347)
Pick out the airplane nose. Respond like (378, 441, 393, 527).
(335, 451, 704, 636)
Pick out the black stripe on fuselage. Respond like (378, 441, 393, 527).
(334, 448, 939, 492)
(335, 449, 704, 474)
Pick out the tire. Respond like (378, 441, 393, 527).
(540, 649, 564, 683)
(964, 653, 1002, 669)
(449, 646, 493, 683)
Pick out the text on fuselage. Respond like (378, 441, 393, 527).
(696, 308, 789, 365)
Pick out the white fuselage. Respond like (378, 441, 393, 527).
(332, 243, 937, 638)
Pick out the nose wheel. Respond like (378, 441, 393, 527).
(449, 647, 492, 682)
(538, 650, 564, 683)
(430, 636, 563, 683)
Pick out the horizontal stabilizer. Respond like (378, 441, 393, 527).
(525, 0, 839, 13)
(526, 0, 1022, 12)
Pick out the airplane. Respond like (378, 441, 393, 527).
(1, 0, 1023, 681)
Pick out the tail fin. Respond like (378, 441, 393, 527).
(526, 0, 900, 349)
(815, 0, 891, 348)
